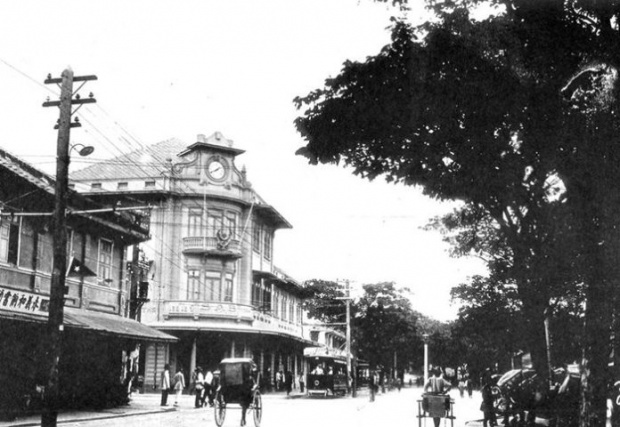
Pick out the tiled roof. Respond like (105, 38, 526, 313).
(0, 146, 56, 195)
(70, 138, 188, 181)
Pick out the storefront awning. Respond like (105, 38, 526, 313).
(0, 306, 177, 343)
(63, 308, 177, 342)
(153, 321, 315, 346)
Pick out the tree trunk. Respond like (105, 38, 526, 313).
(580, 277, 612, 427)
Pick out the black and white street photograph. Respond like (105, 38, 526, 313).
(0, 1, 619, 426)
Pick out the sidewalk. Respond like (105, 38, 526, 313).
(0, 390, 307, 427)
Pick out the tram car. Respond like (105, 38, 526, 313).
(356, 360, 370, 388)
(303, 347, 348, 397)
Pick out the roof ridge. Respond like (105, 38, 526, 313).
(70, 137, 188, 181)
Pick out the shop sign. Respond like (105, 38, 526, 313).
(0, 286, 49, 315)
(166, 302, 252, 318)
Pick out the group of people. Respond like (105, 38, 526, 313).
(192, 366, 216, 408)
(159, 364, 186, 407)
(274, 370, 295, 395)
(158, 364, 216, 408)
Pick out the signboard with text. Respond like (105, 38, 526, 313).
(0, 286, 50, 316)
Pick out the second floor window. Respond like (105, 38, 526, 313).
(263, 286, 272, 313)
(97, 239, 113, 283)
(253, 223, 261, 253)
(0, 218, 19, 265)
(263, 230, 272, 260)
(187, 270, 201, 300)
(206, 271, 221, 301)
(224, 273, 234, 302)
(224, 212, 237, 239)
(207, 210, 223, 237)
(188, 209, 203, 237)
(252, 279, 261, 307)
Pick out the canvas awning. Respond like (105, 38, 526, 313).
(0, 306, 177, 343)
(63, 308, 177, 342)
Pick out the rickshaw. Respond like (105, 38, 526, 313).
(213, 358, 262, 427)
(416, 394, 455, 427)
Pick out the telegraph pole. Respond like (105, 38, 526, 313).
(336, 280, 356, 397)
(42, 68, 96, 427)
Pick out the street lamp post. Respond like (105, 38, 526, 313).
(423, 333, 430, 386)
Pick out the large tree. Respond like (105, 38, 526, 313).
(354, 282, 419, 374)
(294, 2, 620, 425)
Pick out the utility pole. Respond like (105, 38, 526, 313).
(42, 68, 96, 427)
(336, 280, 356, 397)
(129, 245, 140, 319)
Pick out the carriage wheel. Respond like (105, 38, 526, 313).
(252, 392, 262, 427)
(214, 392, 226, 427)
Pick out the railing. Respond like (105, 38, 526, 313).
(181, 236, 241, 255)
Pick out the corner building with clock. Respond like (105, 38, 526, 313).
(70, 131, 311, 390)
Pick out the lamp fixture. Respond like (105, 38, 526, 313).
(71, 143, 95, 157)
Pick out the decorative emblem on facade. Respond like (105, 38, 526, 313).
(216, 228, 232, 249)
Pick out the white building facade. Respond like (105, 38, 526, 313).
(71, 132, 311, 390)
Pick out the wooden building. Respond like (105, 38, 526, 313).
(0, 147, 175, 419)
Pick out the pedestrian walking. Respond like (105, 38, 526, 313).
(480, 370, 497, 427)
(276, 370, 283, 391)
(193, 367, 204, 408)
(369, 370, 376, 402)
(285, 371, 293, 396)
(160, 363, 171, 406)
(299, 371, 305, 393)
(204, 369, 214, 407)
(173, 367, 185, 406)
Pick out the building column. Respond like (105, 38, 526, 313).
(270, 353, 275, 387)
(190, 336, 197, 375)
(294, 353, 298, 390)
(231, 339, 236, 359)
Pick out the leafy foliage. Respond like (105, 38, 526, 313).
(300, 279, 348, 326)
(294, 1, 620, 424)
(353, 282, 419, 371)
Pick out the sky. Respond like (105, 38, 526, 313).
(0, 0, 487, 321)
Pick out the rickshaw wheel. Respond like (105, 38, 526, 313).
(214, 392, 226, 427)
(252, 392, 262, 427)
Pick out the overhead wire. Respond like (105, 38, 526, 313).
(0, 56, 295, 309)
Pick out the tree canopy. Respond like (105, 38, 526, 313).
(294, 1, 620, 425)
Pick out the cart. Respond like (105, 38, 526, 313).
(417, 394, 455, 427)
(213, 358, 262, 427)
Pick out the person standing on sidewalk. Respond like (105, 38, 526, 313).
(160, 364, 171, 406)
(193, 367, 204, 408)
(299, 371, 305, 394)
(480, 370, 497, 427)
(285, 371, 293, 396)
(204, 369, 214, 406)
(369, 370, 376, 402)
(173, 367, 186, 406)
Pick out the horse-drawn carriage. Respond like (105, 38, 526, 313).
(213, 358, 262, 427)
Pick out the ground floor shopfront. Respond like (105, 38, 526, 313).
(0, 309, 176, 421)
(141, 329, 313, 393)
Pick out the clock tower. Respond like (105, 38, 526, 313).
(173, 131, 246, 187)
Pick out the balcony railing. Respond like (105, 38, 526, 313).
(182, 236, 242, 257)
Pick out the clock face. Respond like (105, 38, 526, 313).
(206, 158, 227, 181)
